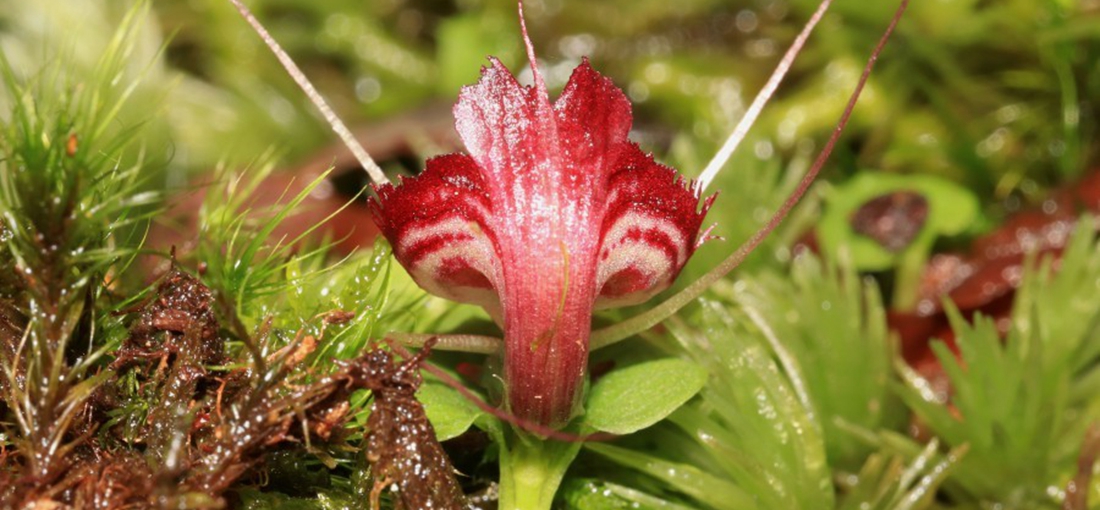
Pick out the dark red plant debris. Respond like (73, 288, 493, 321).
(850, 190, 929, 252)
(1, 275, 99, 504)
(345, 339, 466, 510)
(111, 268, 224, 372)
(0, 298, 24, 397)
(253, 448, 335, 497)
(1, 259, 468, 508)
(176, 312, 355, 499)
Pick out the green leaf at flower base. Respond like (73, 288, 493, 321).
(585, 358, 708, 435)
(818, 172, 979, 271)
(417, 378, 483, 441)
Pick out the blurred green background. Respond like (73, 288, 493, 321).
(3, 0, 1094, 215)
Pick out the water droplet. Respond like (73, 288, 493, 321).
(627, 81, 650, 102)
(356, 77, 382, 103)
(736, 10, 758, 33)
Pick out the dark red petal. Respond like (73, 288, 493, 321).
(551, 58, 633, 188)
(370, 154, 503, 316)
(447, 58, 631, 425)
(595, 146, 714, 309)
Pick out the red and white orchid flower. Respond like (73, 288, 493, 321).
(231, 0, 901, 430)
(369, 52, 714, 426)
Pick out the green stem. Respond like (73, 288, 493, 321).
(892, 247, 927, 312)
(495, 425, 583, 510)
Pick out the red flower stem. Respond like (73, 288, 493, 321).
(517, 0, 548, 96)
(590, 0, 912, 350)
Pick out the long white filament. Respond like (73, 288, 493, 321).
(228, 0, 391, 186)
(696, 0, 833, 192)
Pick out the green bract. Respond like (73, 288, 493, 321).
(418, 378, 483, 441)
(585, 358, 708, 435)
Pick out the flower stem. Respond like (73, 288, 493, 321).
(495, 425, 583, 510)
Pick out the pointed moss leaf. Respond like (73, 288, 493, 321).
(417, 379, 483, 441)
(585, 358, 707, 434)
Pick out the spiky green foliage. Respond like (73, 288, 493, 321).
(898, 220, 1100, 508)
(727, 255, 904, 468)
(666, 298, 834, 509)
(195, 162, 344, 328)
(579, 256, 967, 510)
(585, 260, 849, 508)
(192, 162, 471, 365)
(0, 3, 162, 500)
(834, 440, 964, 510)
